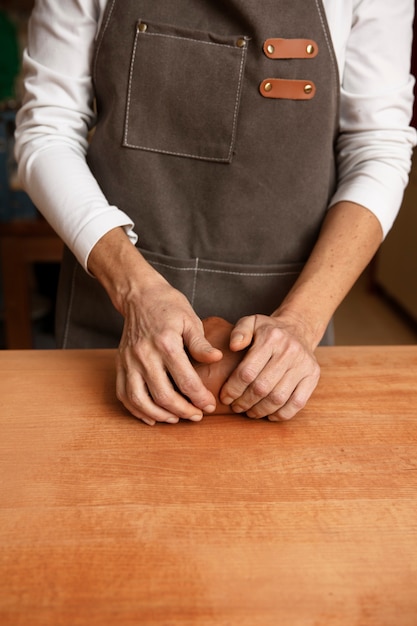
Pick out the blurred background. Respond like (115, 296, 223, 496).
(0, 0, 416, 349)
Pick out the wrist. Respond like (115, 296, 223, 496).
(87, 227, 165, 315)
(271, 298, 330, 350)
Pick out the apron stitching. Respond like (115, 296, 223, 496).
(122, 142, 231, 162)
(314, 0, 339, 92)
(124, 30, 246, 161)
(198, 268, 299, 277)
(124, 26, 140, 146)
(228, 37, 248, 161)
(150, 260, 299, 277)
(150, 261, 199, 272)
(93, 0, 117, 84)
(62, 260, 78, 349)
(142, 31, 241, 50)
(191, 257, 199, 307)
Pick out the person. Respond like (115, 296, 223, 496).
(15, 0, 416, 426)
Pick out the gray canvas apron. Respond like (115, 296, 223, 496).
(56, 0, 339, 348)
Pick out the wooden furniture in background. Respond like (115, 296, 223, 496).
(1, 346, 416, 625)
(0, 217, 63, 348)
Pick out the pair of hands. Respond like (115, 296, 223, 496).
(115, 278, 321, 426)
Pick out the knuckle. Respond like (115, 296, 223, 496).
(275, 392, 308, 421)
(252, 378, 270, 398)
(269, 388, 288, 407)
(151, 388, 171, 408)
(290, 393, 307, 411)
(154, 330, 177, 355)
(284, 339, 302, 360)
(176, 373, 199, 397)
(126, 388, 143, 408)
(128, 341, 151, 364)
(312, 362, 321, 379)
(239, 366, 257, 385)
(269, 326, 284, 343)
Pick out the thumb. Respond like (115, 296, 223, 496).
(230, 316, 256, 351)
(185, 327, 223, 364)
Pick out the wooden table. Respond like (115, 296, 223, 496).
(1, 347, 416, 626)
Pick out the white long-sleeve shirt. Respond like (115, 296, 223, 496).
(15, 0, 417, 271)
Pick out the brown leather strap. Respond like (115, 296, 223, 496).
(263, 38, 318, 59)
(259, 78, 316, 100)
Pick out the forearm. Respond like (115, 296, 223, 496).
(87, 226, 166, 316)
(87, 226, 222, 423)
(273, 201, 383, 348)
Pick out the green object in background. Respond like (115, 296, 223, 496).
(0, 10, 20, 102)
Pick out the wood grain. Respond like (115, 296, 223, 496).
(0, 347, 416, 625)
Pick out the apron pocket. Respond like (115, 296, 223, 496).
(123, 19, 248, 162)
(140, 248, 304, 324)
(139, 247, 200, 305)
(193, 257, 304, 322)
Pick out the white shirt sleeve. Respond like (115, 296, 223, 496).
(14, 0, 137, 271)
(324, 0, 417, 236)
(15, 0, 417, 273)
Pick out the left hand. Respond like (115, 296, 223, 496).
(219, 314, 320, 421)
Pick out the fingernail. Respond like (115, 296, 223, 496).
(232, 405, 244, 414)
(202, 404, 216, 414)
(232, 333, 244, 343)
(141, 417, 156, 426)
(222, 397, 233, 406)
(189, 414, 203, 422)
(166, 417, 179, 424)
(268, 416, 281, 422)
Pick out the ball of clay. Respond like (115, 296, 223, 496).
(192, 317, 246, 415)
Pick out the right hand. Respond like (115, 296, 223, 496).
(87, 228, 222, 426)
(116, 275, 223, 426)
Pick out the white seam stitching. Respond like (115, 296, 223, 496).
(190, 258, 199, 306)
(228, 39, 247, 160)
(139, 31, 239, 50)
(201, 268, 299, 277)
(92, 0, 116, 83)
(150, 261, 300, 277)
(123, 31, 247, 161)
(124, 28, 140, 145)
(314, 0, 339, 89)
(122, 142, 231, 161)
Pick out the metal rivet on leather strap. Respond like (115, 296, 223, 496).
(263, 82, 273, 92)
(236, 38, 246, 48)
(138, 22, 148, 32)
(266, 44, 275, 55)
(306, 44, 315, 55)
(304, 83, 313, 94)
